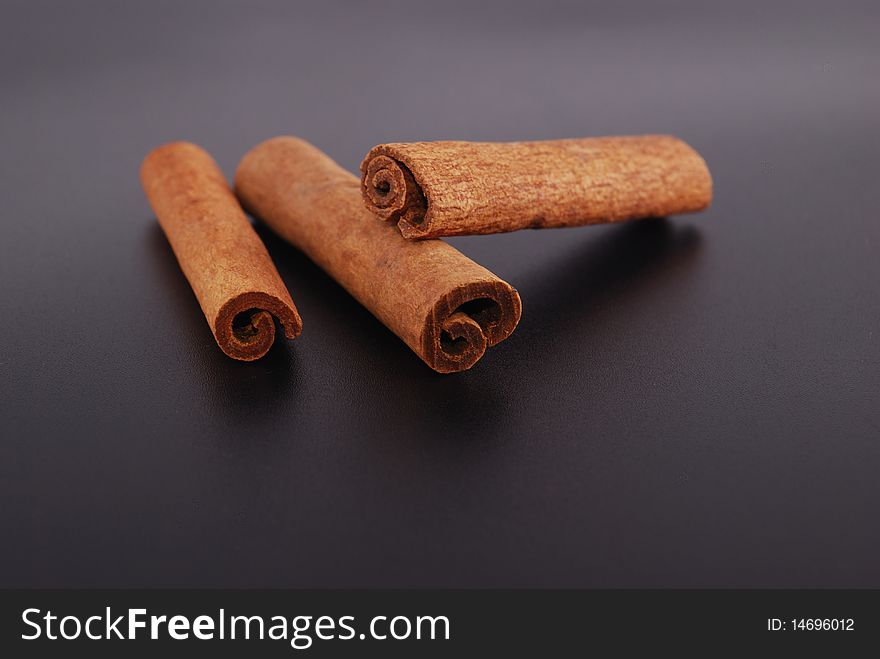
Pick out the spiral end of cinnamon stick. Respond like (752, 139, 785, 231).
(214, 292, 302, 361)
(422, 281, 522, 373)
(361, 151, 430, 238)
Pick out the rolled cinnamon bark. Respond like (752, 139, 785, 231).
(361, 135, 712, 239)
(235, 137, 521, 374)
(141, 142, 302, 361)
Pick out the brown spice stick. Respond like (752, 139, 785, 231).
(141, 142, 302, 361)
(361, 135, 712, 239)
(234, 137, 521, 373)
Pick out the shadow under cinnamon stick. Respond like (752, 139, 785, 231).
(145, 222, 302, 417)
(253, 221, 512, 442)
(517, 218, 703, 337)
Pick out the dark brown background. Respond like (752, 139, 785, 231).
(1, 0, 878, 587)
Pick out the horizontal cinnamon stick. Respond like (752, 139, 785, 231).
(141, 142, 302, 361)
(361, 135, 712, 239)
(234, 137, 522, 373)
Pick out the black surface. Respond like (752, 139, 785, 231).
(1, 0, 878, 588)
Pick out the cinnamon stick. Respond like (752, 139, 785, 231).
(361, 135, 712, 239)
(234, 137, 522, 373)
(141, 142, 302, 361)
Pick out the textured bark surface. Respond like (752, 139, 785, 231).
(361, 135, 712, 239)
(235, 137, 522, 373)
(141, 142, 302, 360)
